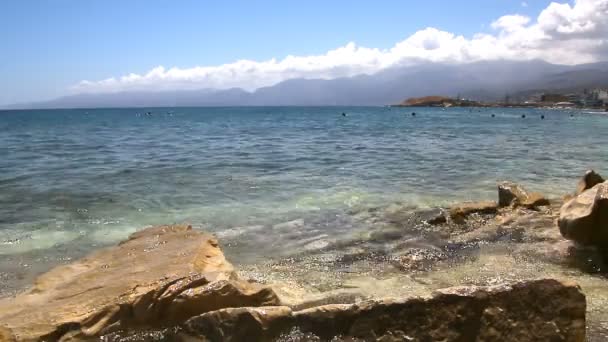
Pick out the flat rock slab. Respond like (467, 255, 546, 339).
(0, 225, 280, 341)
(170, 278, 585, 342)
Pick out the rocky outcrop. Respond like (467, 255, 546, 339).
(498, 181, 550, 209)
(449, 201, 497, 223)
(396, 96, 482, 107)
(170, 279, 585, 342)
(576, 170, 605, 195)
(559, 182, 608, 247)
(0, 225, 280, 341)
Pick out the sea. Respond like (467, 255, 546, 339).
(1, 106, 608, 294)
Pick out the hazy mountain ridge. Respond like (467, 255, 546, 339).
(6, 60, 608, 109)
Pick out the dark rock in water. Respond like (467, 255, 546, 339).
(576, 170, 605, 195)
(174, 279, 585, 342)
(0, 225, 280, 341)
(416, 208, 447, 225)
(449, 201, 498, 224)
(559, 182, 608, 247)
(498, 181, 550, 209)
(369, 228, 405, 242)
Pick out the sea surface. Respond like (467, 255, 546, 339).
(1, 106, 608, 289)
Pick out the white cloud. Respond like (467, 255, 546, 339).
(74, 0, 608, 94)
(521, 1, 529, 7)
(491, 14, 531, 32)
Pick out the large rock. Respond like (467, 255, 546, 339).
(498, 181, 550, 209)
(175, 279, 585, 341)
(576, 170, 605, 195)
(449, 201, 497, 223)
(0, 225, 280, 341)
(180, 306, 294, 341)
(559, 182, 608, 247)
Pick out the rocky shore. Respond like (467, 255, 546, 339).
(2, 171, 608, 341)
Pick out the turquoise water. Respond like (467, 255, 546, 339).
(1, 107, 607, 264)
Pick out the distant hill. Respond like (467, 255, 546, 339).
(6, 60, 608, 109)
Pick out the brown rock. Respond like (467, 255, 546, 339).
(559, 182, 608, 247)
(181, 306, 294, 341)
(576, 170, 605, 195)
(521, 192, 551, 209)
(0, 327, 16, 342)
(498, 181, 550, 209)
(296, 279, 585, 341)
(174, 279, 585, 342)
(0, 225, 280, 341)
(449, 201, 497, 223)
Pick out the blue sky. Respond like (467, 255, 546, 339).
(1, 0, 605, 105)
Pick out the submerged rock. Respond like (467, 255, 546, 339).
(449, 201, 497, 224)
(0, 225, 280, 341)
(576, 170, 605, 195)
(173, 279, 585, 342)
(559, 182, 608, 247)
(498, 181, 550, 209)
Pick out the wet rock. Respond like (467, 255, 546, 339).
(498, 181, 528, 207)
(576, 170, 605, 195)
(449, 201, 497, 224)
(302, 239, 330, 251)
(498, 181, 550, 209)
(181, 306, 294, 342)
(392, 247, 447, 272)
(451, 207, 561, 246)
(369, 228, 405, 242)
(521, 192, 551, 209)
(416, 208, 447, 225)
(174, 279, 585, 341)
(0, 225, 280, 341)
(559, 182, 608, 247)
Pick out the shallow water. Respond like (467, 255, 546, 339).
(2, 106, 608, 339)
(1, 107, 608, 283)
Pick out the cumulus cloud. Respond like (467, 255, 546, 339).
(74, 0, 608, 93)
(491, 14, 531, 32)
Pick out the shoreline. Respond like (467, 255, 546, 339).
(1, 175, 608, 340)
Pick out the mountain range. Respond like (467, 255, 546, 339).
(6, 60, 608, 109)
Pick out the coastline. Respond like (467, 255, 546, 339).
(1, 176, 608, 340)
(1, 106, 608, 340)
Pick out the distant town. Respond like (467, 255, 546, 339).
(395, 88, 608, 110)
